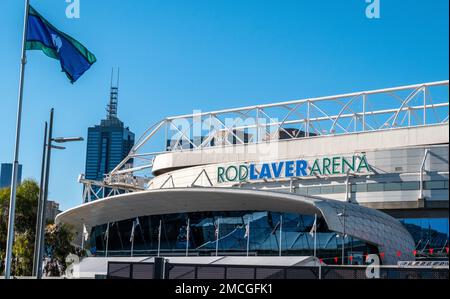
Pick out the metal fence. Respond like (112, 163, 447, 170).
(107, 261, 449, 279)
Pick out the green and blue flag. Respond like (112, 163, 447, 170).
(26, 5, 96, 83)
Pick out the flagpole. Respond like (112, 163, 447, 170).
(246, 221, 250, 257)
(4, 0, 30, 279)
(131, 221, 135, 257)
(157, 220, 162, 257)
(215, 218, 220, 257)
(185, 218, 190, 257)
(81, 226, 85, 251)
(313, 214, 317, 265)
(279, 215, 283, 257)
(105, 222, 110, 257)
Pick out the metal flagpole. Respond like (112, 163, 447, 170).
(279, 215, 283, 257)
(185, 218, 190, 257)
(4, 0, 30, 279)
(313, 214, 317, 261)
(130, 221, 135, 257)
(157, 220, 162, 257)
(246, 221, 250, 257)
(215, 218, 220, 257)
(105, 222, 110, 257)
(81, 229, 85, 252)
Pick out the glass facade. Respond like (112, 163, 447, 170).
(89, 211, 379, 264)
(84, 118, 134, 200)
(400, 218, 449, 254)
(292, 180, 449, 196)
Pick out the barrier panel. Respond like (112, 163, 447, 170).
(107, 261, 449, 279)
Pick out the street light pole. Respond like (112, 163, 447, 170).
(32, 122, 48, 277)
(36, 108, 54, 279)
(33, 108, 84, 279)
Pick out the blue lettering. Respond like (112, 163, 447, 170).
(285, 161, 294, 177)
(259, 163, 272, 179)
(249, 164, 258, 180)
(296, 160, 308, 176)
(271, 162, 284, 178)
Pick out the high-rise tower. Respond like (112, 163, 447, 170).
(84, 69, 135, 200)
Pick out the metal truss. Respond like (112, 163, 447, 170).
(81, 80, 449, 200)
(79, 174, 142, 203)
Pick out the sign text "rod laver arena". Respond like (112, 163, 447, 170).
(217, 155, 371, 183)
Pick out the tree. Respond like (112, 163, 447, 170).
(43, 223, 83, 277)
(12, 230, 34, 276)
(0, 179, 81, 277)
(0, 179, 39, 276)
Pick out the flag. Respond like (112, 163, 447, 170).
(244, 223, 250, 239)
(309, 216, 317, 237)
(130, 221, 136, 243)
(82, 224, 89, 242)
(26, 5, 96, 83)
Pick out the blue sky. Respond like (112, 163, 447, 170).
(0, 0, 448, 210)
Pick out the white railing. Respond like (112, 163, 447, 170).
(81, 80, 449, 201)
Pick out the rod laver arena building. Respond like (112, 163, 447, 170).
(56, 80, 449, 276)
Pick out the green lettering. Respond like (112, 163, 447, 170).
(332, 157, 341, 174)
(238, 165, 249, 181)
(323, 158, 331, 175)
(217, 167, 225, 183)
(357, 155, 371, 172)
(226, 165, 238, 181)
(342, 156, 355, 174)
(310, 160, 322, 176)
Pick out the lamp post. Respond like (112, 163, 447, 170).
(34, 108, 84, 279)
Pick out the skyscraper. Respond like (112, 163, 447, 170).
(84, 70, 135, 199)
(0, 163, 23, 189)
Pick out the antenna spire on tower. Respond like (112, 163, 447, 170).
(107, 67, 119, 120)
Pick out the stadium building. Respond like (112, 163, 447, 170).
(56, 80, 449, 277)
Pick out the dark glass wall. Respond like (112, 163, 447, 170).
(89, 211, 378, 264)
(400, 218, 449, 256)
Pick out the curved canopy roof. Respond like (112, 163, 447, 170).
(56, 187, 415, 264)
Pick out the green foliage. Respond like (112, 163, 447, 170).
(12, 230, 34, 276)
(44, 223, 83, 277)
(0, 179, 39, 276)
(0, 179, 80, 277)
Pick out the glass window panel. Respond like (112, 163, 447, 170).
(352, 184, 367, 192)
(367, 183, 384, 192)
(307, 187, 321, 195)
(402, 181, 420, 190)
(296, 187, 307, 196)
(424, 181, 445, 190)
(320, 186, 333, 194)
(332, 185, 346, 194)
(384, 182, 402, 191)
